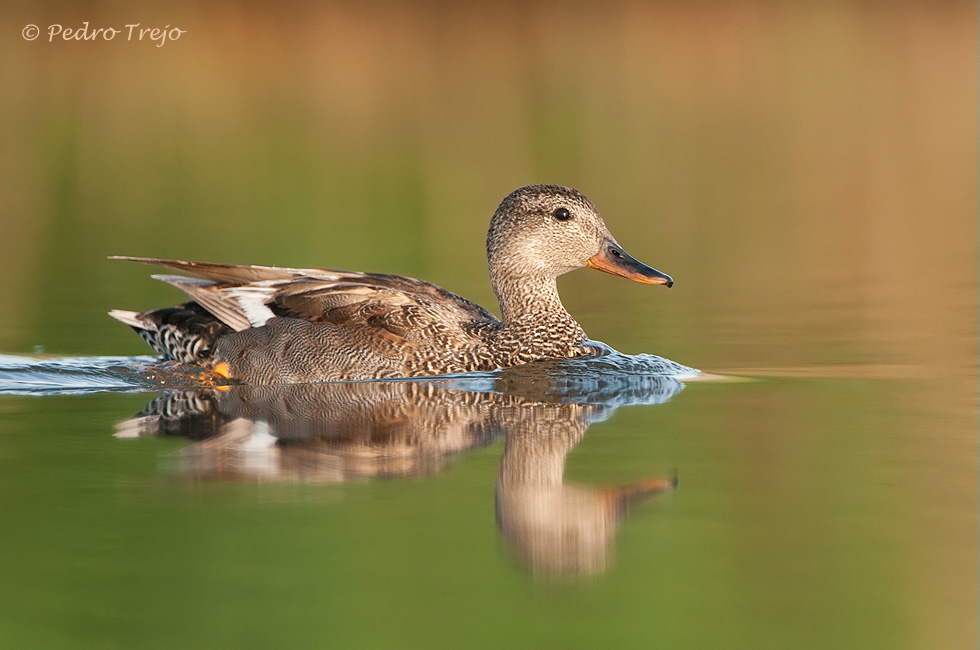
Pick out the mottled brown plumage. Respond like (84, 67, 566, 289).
(109, 185, 672, 384)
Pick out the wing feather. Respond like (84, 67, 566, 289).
(151, 275, 256, 331)
(113, 256, 500, 338)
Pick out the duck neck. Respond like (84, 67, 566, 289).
(491, 268, 583, 335)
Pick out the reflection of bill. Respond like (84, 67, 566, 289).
(116, 363, 683, 578)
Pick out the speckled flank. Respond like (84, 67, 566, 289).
(109, 185, 669, 384)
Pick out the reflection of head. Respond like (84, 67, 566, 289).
(496, 484, 616, 578)
(493, 409, 676, 581)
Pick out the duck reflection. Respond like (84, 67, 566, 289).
(117, 363, 685, 578)
(119, 380, 502, 481)
(494, 403, 676, 578)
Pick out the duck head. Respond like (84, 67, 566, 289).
(487, 185, 673, 287)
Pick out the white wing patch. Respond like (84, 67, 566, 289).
(225, 283, 279, 327)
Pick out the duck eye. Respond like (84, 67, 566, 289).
(554, 208, 572, 222)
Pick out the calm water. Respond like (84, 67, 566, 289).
(0, 1, 976, 648)
(0, 354, 974, 650)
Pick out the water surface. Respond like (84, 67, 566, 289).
(0, 352, 974, 649)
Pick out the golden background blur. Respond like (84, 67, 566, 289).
(0, 0, 975, 376)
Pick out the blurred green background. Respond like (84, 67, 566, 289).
(0, 1, 976, 649)
(0, 0, 975, 374)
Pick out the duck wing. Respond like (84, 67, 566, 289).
(112, 257, 500, 340)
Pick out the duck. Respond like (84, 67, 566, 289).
(109, 184, 673, 384)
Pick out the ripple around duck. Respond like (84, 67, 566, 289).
(0, 355, 228, 395)
(0, 349, 699, 404)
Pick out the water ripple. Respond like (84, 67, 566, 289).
(0, 349, 698, 398)
(0, 355, 223, 395)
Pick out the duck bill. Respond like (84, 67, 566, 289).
(587, 241, 673, 287)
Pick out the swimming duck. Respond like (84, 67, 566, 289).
(109, 185, 672, 384)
